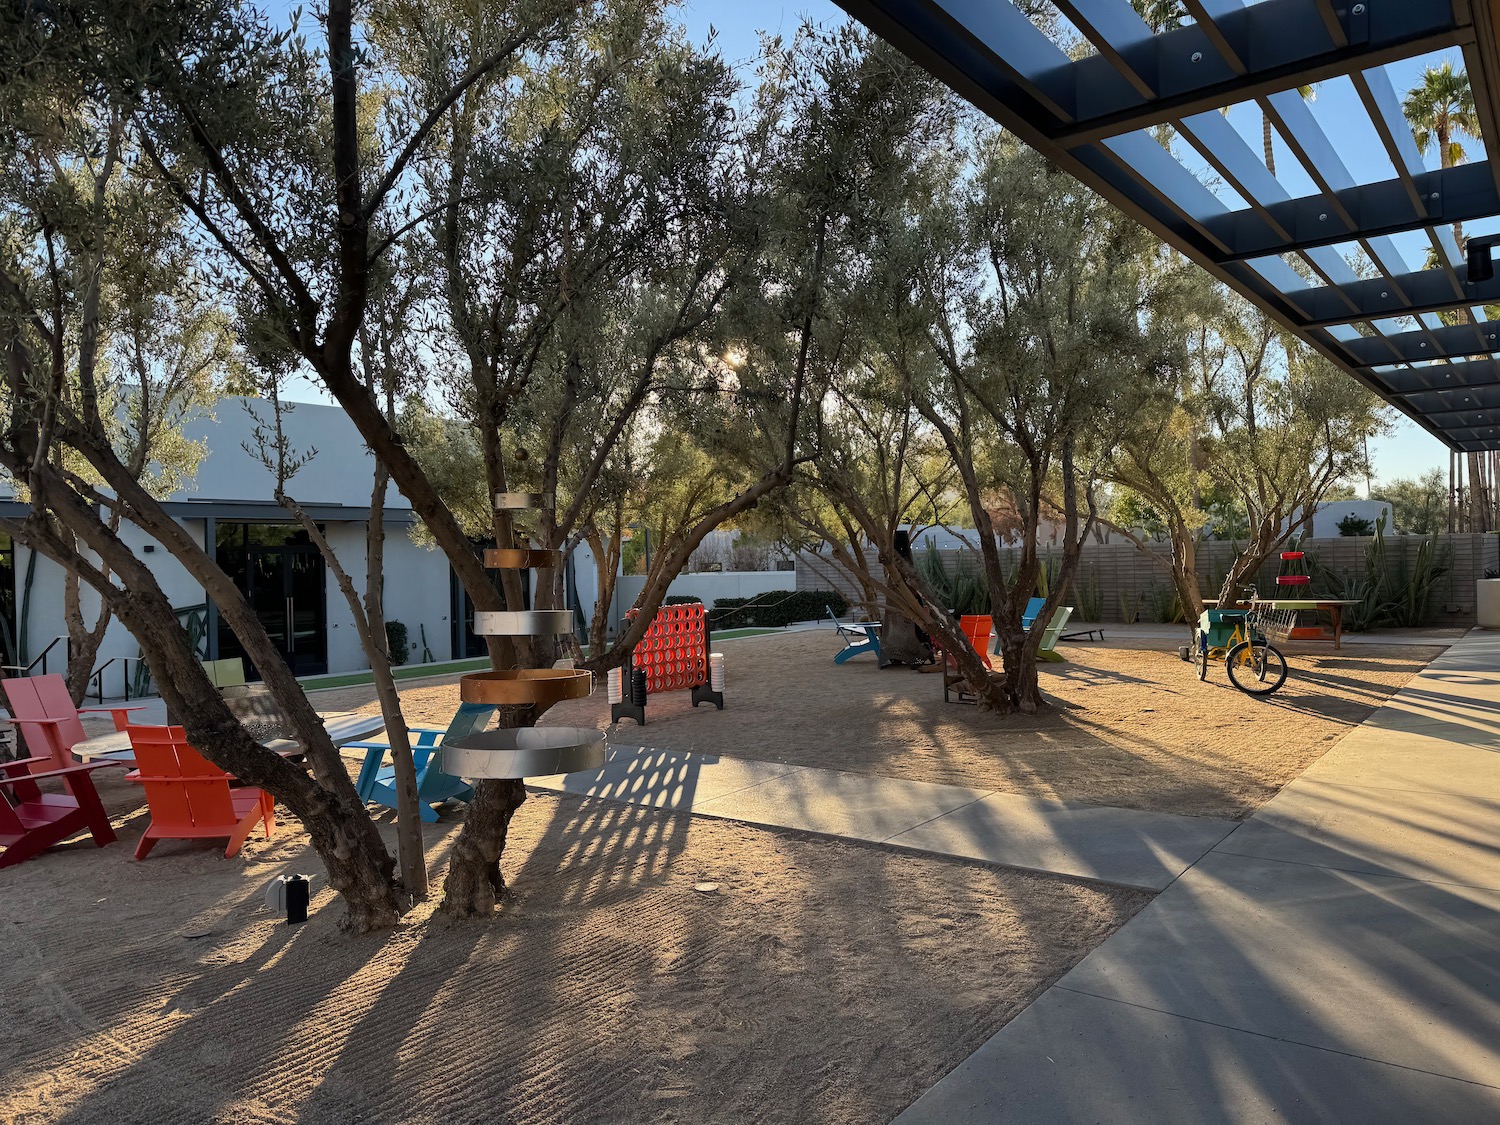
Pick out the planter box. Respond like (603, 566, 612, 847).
(1477, 580, 1500, 628)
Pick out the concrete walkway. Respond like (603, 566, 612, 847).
(531, 750, 1235, 891)
(895, 629, 1500, 1122)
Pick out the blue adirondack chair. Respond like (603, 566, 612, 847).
(348, 702, 495, 822)
(1020, 597, 1047, 630)
(828, 606, 883, 665)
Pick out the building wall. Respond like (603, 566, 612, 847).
(171, 398, 403, 509)
(12, 517, 214, 684)
(8, 514, 458, 689)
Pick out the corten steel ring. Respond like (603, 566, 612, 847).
(473, 609, 576, 636)
(493, 492, 554, 510)
(459, 668, 593, 709)
(483, 548, 564, 569)
(441, 726, 607, 779)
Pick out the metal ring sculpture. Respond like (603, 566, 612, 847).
(442, 492, 604, 780)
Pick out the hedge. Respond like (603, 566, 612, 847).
(710, 589, 847, 629)
(384, 620, 409, 666)
(663, 595, 703, 606)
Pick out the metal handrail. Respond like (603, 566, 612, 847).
(1, 635, 67, 678)
(87, 656, 149, 704)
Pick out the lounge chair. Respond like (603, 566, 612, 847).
(1, 673, 145, 768)
(348, 702, 495, 822)
(827, 606, 883, 665)
(0, 756, 117, 867)
(1020, 597, 1047, 631)
(127, 725, 275, 860)
(943, 615, 994, 704)
(1036, 607, 1075, 663)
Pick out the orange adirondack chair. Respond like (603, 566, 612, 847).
(127, 725, 275, 860)
(2, 673, 146, 769)
(0, 756, 117, 867)
(942, 614, 994, 703)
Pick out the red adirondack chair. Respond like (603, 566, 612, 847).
(127, 725, 275, 860)
(2, 673, 146, 769)
(942, 614, 994, 703)
(0, 757, 117, 868)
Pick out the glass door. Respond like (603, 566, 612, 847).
(284, 549, 327, 676)
(216, 524, 328, 678)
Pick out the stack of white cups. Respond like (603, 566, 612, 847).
(607, 666, 624, 705)
(709, 652, 725, 692)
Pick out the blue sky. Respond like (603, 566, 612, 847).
(268, 0, 1454, 484)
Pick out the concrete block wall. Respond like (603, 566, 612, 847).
(797, 533, 1499, 627)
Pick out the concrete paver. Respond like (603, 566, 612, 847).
(529, 747, 1233, 889)
(1301, 727, 1500, 793)
(529, 746, 803, 810)
(689, 768, 992, 845)
(1056, 851, 1500, 1086)
(885, 792, 1236, 890)
(896, 628, 1500, 1122)
(1221, 779, 1500, 890)
(895, 987, 1500, 1124)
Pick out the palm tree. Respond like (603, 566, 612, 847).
(1260, 85, 1313, 176)
(1405, 61, 1485, 529)
(1404, 61, 1480, 248)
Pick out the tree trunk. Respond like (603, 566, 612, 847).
(62, 565, 110, 705)
(278, 486, 429, 901)
(877, 608, 927, 666)
(15, 491, 403, 931)
(881, 549, 1011, 710)
(440, 774, 529, 916)
(361, 458, 428, 900)
(1470, 452, 1489, 533)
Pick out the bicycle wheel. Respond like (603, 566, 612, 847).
(1194, 630, 1209, 681)
(1225, 640, 1287, 696)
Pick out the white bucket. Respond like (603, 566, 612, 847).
(709, 652, 725, 692)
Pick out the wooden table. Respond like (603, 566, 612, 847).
(73, 712, 387, 766)
(1249, 599, 1362, 650)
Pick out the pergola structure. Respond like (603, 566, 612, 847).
(832, 0, 1500, 457)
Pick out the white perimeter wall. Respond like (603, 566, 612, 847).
(610, 571, 794, 633)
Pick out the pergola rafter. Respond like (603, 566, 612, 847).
(835, 0, 1500, 451)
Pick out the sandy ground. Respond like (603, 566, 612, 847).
(0, 783, 1147, 1125)
(312, 631, 1443, 821)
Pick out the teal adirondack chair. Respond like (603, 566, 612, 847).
(828, 606, 883, 665)
(1020, 597, 1047, 630)
(348, 702, 495, 822)
(1036, 607, 1075, 663)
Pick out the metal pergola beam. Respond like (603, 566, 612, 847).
(1344, 321, 1500, 366)
(1203, 162, 1500, 264)
(1296, 268, 1500, 329)
(1053, 0, 1466, 145)
(1377, 358, 1500, 396)
(834, 0, 1499, 450)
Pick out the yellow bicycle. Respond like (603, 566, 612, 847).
(1193, 591, 1289, 697)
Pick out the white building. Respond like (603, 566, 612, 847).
(0, 398, 593, 692)
(1285, 499, 1394, 539)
